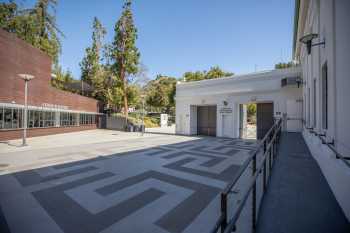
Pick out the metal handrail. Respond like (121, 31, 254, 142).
(222, 118, 281, 195)
(210, 118, 283, 233)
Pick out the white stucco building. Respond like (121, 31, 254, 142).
(294, 0, 350, 220)
(175, 0, 350, 220)
(176, 68, 303, 138)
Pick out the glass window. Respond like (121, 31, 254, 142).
(28, 110, 33, 128)
(39, 111, 44, 127)
(307, 88, 310, 127)
(12, 108, 19, 128)
(0, 108, 24, 129)
(43, 111, 54, 127)
(4, 108, 12, 129)
(18, 109, 23, 128)
(322, 62, 328, 129)
(34, 111, 40, 127)
(0, 107, 3, 129)
(313, 79, 317, 128)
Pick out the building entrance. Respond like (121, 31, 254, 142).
(197, 106, 217, 136)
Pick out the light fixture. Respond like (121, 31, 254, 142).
(295, 77, 305, 88)
(299, 33, 325, 55)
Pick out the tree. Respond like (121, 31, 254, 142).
(205, 66, 234, 79)
(51, 65, 74, 90)
(275, 61, 295, 69)
(80, 17, 107, 101)
(145, 75, 177, 113)
(0, 0, 62, 65)
(110, 0, 140, 119)
(33, 0, 62, 65)
(182, 66, 233, 82)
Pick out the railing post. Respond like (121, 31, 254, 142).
(269, 145, 272, 171)
(252, 155, 257, 233)
(221, 193, 227, 233)
(263, 158, 267, 193)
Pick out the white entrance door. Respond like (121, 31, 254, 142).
(286, 99, 303, 132)
(222, 114, 233, 137)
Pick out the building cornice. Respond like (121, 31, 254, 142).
(177, 67, 301, 89)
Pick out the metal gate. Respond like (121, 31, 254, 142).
(257, 103, 274, 139)
(197, 106, 217, 136)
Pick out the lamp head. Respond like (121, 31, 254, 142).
(299, 33, 318, 55)
(18, 74, 35, 81)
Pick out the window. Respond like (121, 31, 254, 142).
(60, 112, 78, 127)
(44, 111, 55, 127)
(322, 62, 328, 129)
(0, 107, 3, 129)
(0, 107, 24, 129)
(313, 79, 317, 127)
(34, 111, 40, 127)
(60, 112, 69, 126)
(4, 108, 13, 129)
(307, 87, 311, 126)
(79, 114, 96, 125)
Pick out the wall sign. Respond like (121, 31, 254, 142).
(220, 107, 233, 114)
(42, 103, 69, 110)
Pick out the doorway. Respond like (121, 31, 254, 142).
(256, 103, 274, 139)
(197, 106, 217, 136)
(286, 99, 303, 132)
(239, 103, 257, 139)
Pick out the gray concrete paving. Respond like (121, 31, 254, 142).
(0, 131, 257, 233)
(256, 132, 350, 233)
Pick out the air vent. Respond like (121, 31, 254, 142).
(281, 76, 298, 87)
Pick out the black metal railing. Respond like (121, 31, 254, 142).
(210, 118, 283, 233)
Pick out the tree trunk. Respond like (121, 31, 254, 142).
(120, 65, 128, 129)
(123, 77, 128, 118)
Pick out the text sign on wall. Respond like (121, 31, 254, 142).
(220, 107, 233, 114)
(42, 103, 69, 110)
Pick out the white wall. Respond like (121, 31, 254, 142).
(297, 0, 350, 220)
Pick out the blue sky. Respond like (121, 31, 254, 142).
(15, 0, 295, 80)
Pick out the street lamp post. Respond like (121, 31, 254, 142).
(18, 74, 35, 146)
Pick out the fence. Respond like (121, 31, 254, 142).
(210, 118, 283, 233)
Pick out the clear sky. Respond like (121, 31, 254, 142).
(17, 0, 295, 80)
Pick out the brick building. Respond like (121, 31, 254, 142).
(0, 29, 102, 140)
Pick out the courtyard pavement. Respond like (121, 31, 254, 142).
(0, 129, 257, 233)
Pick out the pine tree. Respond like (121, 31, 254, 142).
(80, 17, 106, 100)
(111, 0, 140, 119)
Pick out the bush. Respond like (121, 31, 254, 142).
(144, 117, 158, 128)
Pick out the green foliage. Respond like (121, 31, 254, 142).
(275, 61, 295, 69)
(143, 116, 159, 128)
(182, 66, 233, 82)
(80, 17, 107, 101)
(0, 0, 62, 65)
(247, 103, 256, 116)
(51, 65, 74, 90)
(247, 103, 257, 124)
(126, 84, 141, 107)
(145, 75, 177, 113)
(110, 0, 140, 118)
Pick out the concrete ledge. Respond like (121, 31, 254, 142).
(303, 130, 350, 221)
